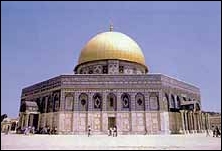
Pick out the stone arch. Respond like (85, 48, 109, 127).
(121, 93, 131, 110)
(65, 93, 74, 111)
(135, 93, 145, 111)
(107, 93, 117, 111)
(93, 93, 102, 110)
(79, 93, 88, 111)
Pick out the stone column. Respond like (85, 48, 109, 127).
(180, 110, 185, 134)
(189, 111, 193, 133)
(144, 91, 151, 134)
(130, 92, 136, 134)
(116, 91, 122, 133)
(37, 113, 41, 130)
(193, 111, 198, 133)
(198, 111, 201, 132)
(201, 112, 205, 132)
(29, 114, 33, 126)
(202, 113, 205, 130)
(144, 91, 149, 134)
(21, 114, 25, 128)
(87, 92, 93, 131)
(184, 110, 189, 134)
(197, 111, 201, 133)
(187, 111, 191, 133)
(189, 111, 194, 133)
(116, 91, 122, 112)
(195, 112, 199, 133)
(102, 92, 107, 133)
(44, 96, 48, 127)
(73, 91, 80, 133)
(207, 113, 210, 130)
(157, 91, 161, 133)
(25, 113, 29, 127)
(71, 93, 74, 133)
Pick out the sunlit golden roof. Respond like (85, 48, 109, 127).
(78, 31, 146, 67)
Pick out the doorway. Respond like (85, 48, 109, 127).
(33, 114, 39, 128)
(108, 117, 116, 129)
(28, 114, 39, 128)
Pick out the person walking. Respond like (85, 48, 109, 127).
(88, 125, 91, 137)
(32, 126, 35, 134)
(206, 129, 210, 137)
(108, 127, 111, 136)
(114, 125, 117, 137)
(213, 126, 216, 137)
(111, 127, 114, 137)
(215, 126, 220, 137)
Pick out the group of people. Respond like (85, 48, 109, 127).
(108, 126, 118, 137)
(206, 126, 221, 137)
(87, 125, 118, 137)
(38, 126, 57, 135)
(16, 126, 57, 135)
(212, 126, 221, 137)
(23, 126, 35, 135)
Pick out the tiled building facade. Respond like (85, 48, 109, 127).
(18, 27, 209, 134)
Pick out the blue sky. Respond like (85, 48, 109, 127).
(1, 2, 221, 117)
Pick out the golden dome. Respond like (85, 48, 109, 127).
(78, 31, 146, 67)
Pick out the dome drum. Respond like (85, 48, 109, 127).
(74, 59, 147, 74)
(74, 31, 148, 75)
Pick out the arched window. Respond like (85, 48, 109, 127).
(135, 93, 145, 111)
(47, 96, 53, 113)
(53, 94, 60, 112)
(93, 93, 102, 110)
(79, 93, 88, 111)
(121, 93, 130, 109)
(65, 94, 73, 111)
(149, 93, 159, 110)
(107, 93, 117, 111)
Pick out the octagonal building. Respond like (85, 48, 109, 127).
(18, 26, 209, 135)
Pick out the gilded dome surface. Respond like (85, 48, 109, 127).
(78, 31, 146, 66)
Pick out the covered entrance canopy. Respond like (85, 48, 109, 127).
(19, 101, 40, 130)
(20, 101, 38, 112)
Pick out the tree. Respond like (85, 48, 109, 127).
(1, 114, 8, 122)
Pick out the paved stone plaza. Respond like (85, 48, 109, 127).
(1, 133, 221, 150)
